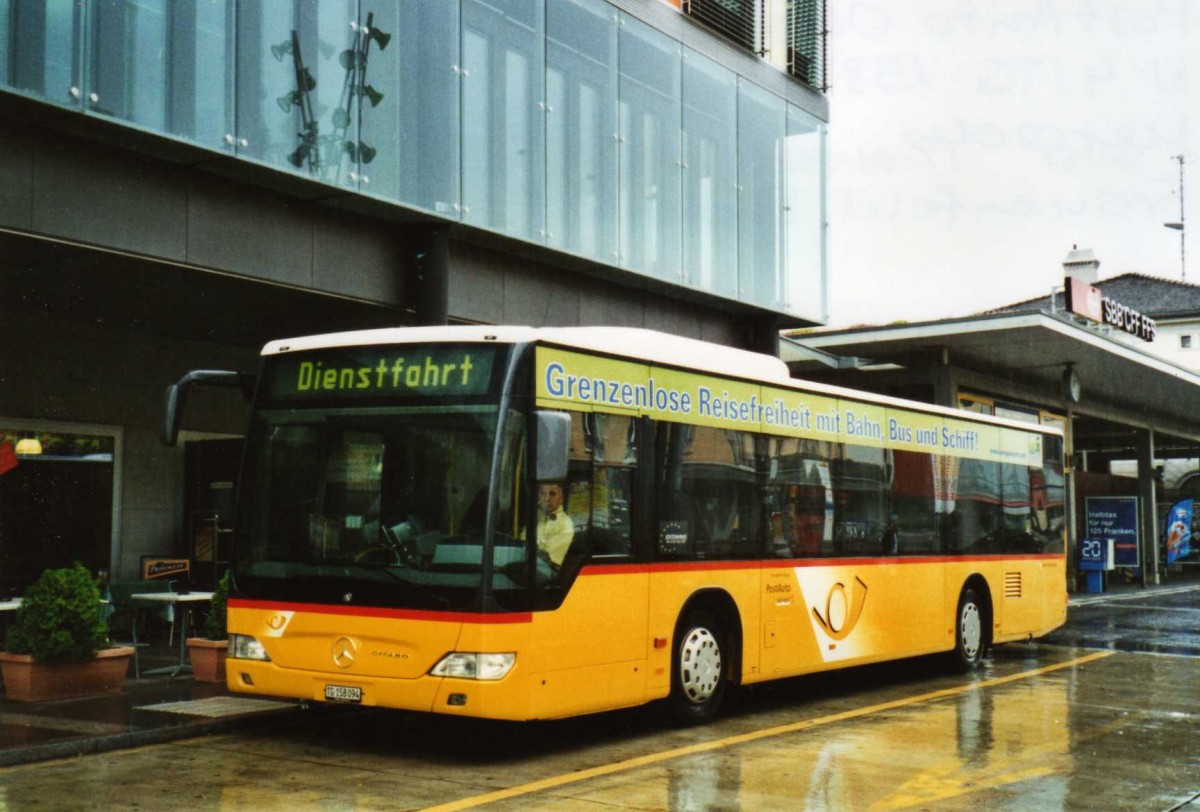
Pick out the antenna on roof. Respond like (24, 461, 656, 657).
(1164, 155, 1186, 282)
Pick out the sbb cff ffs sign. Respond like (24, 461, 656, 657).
(1066, 277, 1156, 342)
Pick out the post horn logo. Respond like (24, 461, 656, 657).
(811, 576, 868, 641)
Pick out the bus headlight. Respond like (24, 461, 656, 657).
(229, 634, 271, 661)
(430, 652, 515, 680)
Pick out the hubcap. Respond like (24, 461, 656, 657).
(960, 602, 982, 660)
(679, 626, 722, 704)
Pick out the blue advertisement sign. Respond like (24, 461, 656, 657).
(1085, 496, 1140, 568)
(1163, 499, 1193, 564)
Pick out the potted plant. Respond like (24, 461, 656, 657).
(0, 564, 134, 701)
(187, 571, 228, 683)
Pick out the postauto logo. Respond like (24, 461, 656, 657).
(811, 576, 868, 641)
(795, 571, 869, 661)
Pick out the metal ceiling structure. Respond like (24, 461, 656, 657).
(782, 310, 1200, 455)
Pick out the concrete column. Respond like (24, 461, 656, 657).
(1065, 405, 1078, 591)
(931, 362, 957, 409)
(742, 316, 780, 357)
(1136, 427, 1160, 586)
(410, 226, 451, 326)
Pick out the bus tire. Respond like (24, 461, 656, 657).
(668, 609, 728, 725)
(951, 586, 987, 672)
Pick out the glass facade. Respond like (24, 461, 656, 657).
(546, 0, 618, 263)
(0, 0, 827, 321)
(682, 48, 737, 298)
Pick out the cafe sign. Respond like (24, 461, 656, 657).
(1065, 277, 1156, 342)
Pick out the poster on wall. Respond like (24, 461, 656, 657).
(1084, 496, 1140, 568)
(0, 442, 16, 476)
(1163, 498, 1194, 564)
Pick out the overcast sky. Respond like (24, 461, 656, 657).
(824, 1, 1198, 326)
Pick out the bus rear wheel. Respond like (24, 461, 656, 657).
(951, 587, 987, 672)
(669, 609, 728, 724)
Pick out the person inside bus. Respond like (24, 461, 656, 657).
(535, 481, 575, 568)
(880, 513, 900, 556)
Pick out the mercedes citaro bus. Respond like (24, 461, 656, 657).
(163, 326, 1066, 723)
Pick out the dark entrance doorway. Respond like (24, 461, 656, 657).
(183, 438, 242, 588)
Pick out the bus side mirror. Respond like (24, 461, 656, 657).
(162, 370, 255, 446)
(535, 411, 571, 482)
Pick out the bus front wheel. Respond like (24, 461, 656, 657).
(668, 609, 728, 724)
(951, 587, 987, 672)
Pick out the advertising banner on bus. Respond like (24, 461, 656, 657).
(535, 347, 1046, 467)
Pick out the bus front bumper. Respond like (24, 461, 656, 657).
(226, 659, 534, 720)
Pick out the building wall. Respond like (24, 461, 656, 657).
(0, 0, 828, 324)
(0, 309, 257, 580)
(0, 0, 817, 589)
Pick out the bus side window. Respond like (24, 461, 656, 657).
(659, 424, 758, 561)
(567, 413, 636, 560)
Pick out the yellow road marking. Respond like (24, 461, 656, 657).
(870, 765, 1062, 811)
(422, 650, 1115, 812)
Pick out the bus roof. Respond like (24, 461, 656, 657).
(261, 325, 792, 383)
(261, 325, 1062, 437)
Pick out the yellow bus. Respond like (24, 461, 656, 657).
(164, 326, 1067, 723)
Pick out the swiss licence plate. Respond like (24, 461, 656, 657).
(324, 684, 362, 703)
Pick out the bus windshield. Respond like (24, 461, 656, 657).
(233, 344, 512, 611)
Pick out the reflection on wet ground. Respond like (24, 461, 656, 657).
(0, 589, 1197, 811)
(1044, 591, 1200, 657)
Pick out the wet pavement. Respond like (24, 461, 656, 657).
(0, 643, 303, 768)
(0, 570, 1196, 810)
(1044, 580, 1200, 657)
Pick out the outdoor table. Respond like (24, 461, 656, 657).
(129, 591, 214, 677)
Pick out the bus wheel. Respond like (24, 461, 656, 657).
(669, 610, 728, 724)
(952, 587, 987, 672)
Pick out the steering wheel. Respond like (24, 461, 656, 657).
(355, 524, 421, 567)
(384, 524, 424, 566)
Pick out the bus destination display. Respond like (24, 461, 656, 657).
(266, 345, 497, 400)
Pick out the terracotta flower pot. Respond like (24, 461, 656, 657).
(186, 638, 228, 683)
(0, 646, 134, 702)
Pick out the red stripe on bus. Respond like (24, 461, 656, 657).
(227, 598, 532, 624)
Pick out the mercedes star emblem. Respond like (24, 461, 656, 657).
(333, 637, 356, 668)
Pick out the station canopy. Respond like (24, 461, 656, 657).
(782, 311, 1200, 457)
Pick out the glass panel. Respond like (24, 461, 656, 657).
(546, 0, 617, 262)
(682, 48, 736, 298)
(88, 0, 233, 147)
(0, 428, 116, 595)
(767, 436, 834, 558)
(832, 443, 888, 556)
(91, 0, 168, 126)
(786, 104, 827, 320)
(185, 1, 236, 149)
(239, 342, 509, 612)
(737, 78, 786, 308)
(618, 13, 681, 282)
(235, 406, 496, 611)
(568, 413, 635, 557)
(2, 0, 83, 105)
(462, 0, 545, 242)
(360, 1, 459, 213)
(889, 450, 938, 554)
(655, 423, 759, 560)
(0, 1, 8, 87)
(1035, 435, 1066, 554)
(236, 0, 359, 185)
(502, 410, 637, 603)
